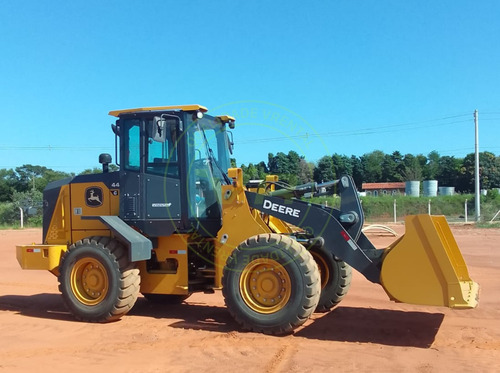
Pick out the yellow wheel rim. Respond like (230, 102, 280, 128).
(239, 259, 291, 314)
(70, 258, 109, 305)
(311, 251, 329, 289)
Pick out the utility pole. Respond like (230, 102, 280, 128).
(474, 109, 480, 222)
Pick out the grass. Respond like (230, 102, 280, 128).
(308, 193, 500, 224)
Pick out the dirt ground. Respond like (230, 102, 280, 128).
(1, 225, 499, 373)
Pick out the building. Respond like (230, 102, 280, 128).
(362, 182, 406, 197)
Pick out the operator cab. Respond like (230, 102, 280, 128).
(109, 105, 234, 238)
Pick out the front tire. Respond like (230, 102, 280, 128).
(58, 237, 140, 322)
(222, 234, 320, 335)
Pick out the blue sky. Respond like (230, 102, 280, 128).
(1, 0, 499, 173)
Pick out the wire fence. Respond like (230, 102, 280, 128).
(314, 196, 500, 225)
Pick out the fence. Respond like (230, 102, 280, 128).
(313, 195, 500, 224)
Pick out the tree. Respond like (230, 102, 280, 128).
(401, 154, 423, 181)
(332, 154, 353, 178)
(381, 151, 404, 182)
(361, 150, 385, 182)
(14, 164, 48, 192)
(423, 151, 440, 180)
(268, 152, 288, 174)
(286, 151, 301, 176)
(314, 156, 335, 183)
(297, 159, 314, 184)
(0, 169, 17, 202)
(14, 164, 72, 193)
(436, 156, 461, 188)
(458, 152, 500, 192)
(267, 151, 302, 185)
(479, 152, 500, 189)
(350, 155, 364, 189)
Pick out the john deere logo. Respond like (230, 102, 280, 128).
(86, 187, 103, 207)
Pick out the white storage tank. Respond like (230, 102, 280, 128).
(423, 180, 438, 197)
(405, 181, 420, 197)
(438, 186, 455, 196)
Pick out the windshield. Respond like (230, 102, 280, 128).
(195, 115, 231, 178)
(185, 115, 224, 222)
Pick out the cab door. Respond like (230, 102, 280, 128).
(119, 116, 182, 236)
(144, 117, 181, 221)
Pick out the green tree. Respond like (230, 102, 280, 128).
(0, 168, 17, 202)
(459, 152, 500, 192)
(297, 159, 314, 184)
(267, 151, 302, 185)
(350, 155, 364, 189)
(436, 156, 461, 188)
(14, 164, 48, 192)
(361, 150, 385, 182)
(381, 151, 404, 181)
(14, 164, 72, 192)
(424, 150, 440, 180)
(401, 154, 423, 181)
(268, 152, 288, 174)
(314, 156, 335, 183)
(332, 154, 353, 178)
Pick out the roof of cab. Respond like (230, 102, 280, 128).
(108, 105, 208, 117)
(216, 115, 235, 122)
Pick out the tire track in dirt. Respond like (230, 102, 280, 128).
(264, 340, 298, 373)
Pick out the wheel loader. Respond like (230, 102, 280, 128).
(16, 105, 479, 335)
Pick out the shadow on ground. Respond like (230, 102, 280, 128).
(0, 293, 73, 321)
(0, 294, 443, 348)
(296, 306, 444, 348)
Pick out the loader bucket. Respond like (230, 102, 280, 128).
(380, 215, 479, 309)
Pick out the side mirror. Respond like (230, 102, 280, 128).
(151, 117, 167, 142)
(111, 122, 120, 136)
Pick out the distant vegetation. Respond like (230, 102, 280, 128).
(309, 190, 500, 223)
(1, 150, 499, 227)
(0, 164, 118, 227)
(240, 150, 500, 193)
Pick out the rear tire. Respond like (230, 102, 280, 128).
(222, 234, 320, 335)
(58, 237, 140, 322)
(309, 246, 352, 312)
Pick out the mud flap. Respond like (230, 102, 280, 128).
(380, 215, 479, 308)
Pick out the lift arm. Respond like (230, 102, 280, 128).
(245, 175, 384, 283)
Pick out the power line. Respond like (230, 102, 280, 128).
(236, 117, 471, 145)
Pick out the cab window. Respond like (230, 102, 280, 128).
(146, 118, 179, 177)
(124, 119, 140, 171)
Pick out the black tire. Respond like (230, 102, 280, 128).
(58, 236, 140, 322)
(141, 293, 191, 304)
(309, 245, 352, 312)
(222, 233, 320, 335)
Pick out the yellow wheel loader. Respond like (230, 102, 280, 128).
(16, 105, 479, 335)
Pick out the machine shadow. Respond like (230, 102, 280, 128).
(129, 298, 240, 332)
(296, 306, 445, 348)
(0, 293, 73, 321)
(131, 299, 444, 347)
(0, 295, 444, 348)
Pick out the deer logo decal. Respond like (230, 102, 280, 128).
(85, 187, 103, 207)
